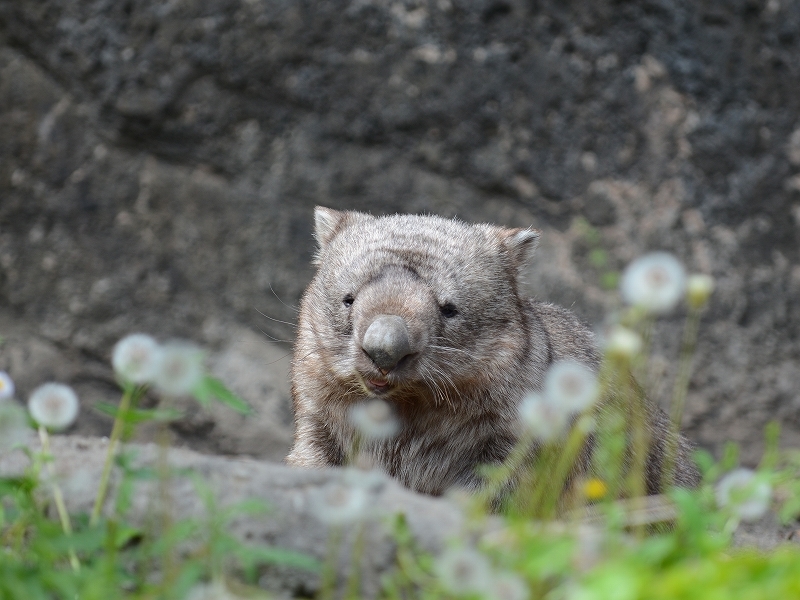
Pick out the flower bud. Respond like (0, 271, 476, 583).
(605, 325, 643, 361)
(686, 273, 714, 309)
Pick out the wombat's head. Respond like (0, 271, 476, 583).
(302, 207, 540, 410)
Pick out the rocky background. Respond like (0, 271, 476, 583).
(1, 0, 799, 465)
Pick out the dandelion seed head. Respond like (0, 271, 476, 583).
(0, 404, 29, 452)
(154, 342, 204, 396)
(28, 383, 80, 430)
(486, 572, 529, 600)
(517, 392, 569, 442)
(434, 547, 493, 596)
(621, 252, 686, 314)
(687, 273, 714, 309)
(715, 468, 772, 522)
(112, 333, 162, 385)
(544, 360, 600, 414)
(0, 371, 15, 401)
(309, 481, 368, 525)
(349, 398, 399, 440)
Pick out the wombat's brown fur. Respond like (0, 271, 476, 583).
(286, 207, 700, 496)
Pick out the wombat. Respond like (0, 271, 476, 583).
(286, 207, 700, 496)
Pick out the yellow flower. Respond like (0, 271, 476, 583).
(583, 478, 608, 501)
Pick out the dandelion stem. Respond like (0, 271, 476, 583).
(345, 523, 366, 600)
(662, 306, 701, 491)
(38, 425, 80, 573)
(759, 422, 781, 472)
(91, 385, 137, 527)
(479, 431, 536, 510)
(625, 375, 650, 538)
(632, 313, 654, 391)
(346, 432, 363, 467)
(536, 419, 590, 519)
(514, 445, 557, 517)
(593, 357, 627, 504)
(156, 420, 177, 591)
(320, 526, 342, 600)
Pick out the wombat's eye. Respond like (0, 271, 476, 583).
(440, 303, 458, 318)
(342, 294, 355, 307)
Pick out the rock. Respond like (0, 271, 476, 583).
(582, 181, 619, 227)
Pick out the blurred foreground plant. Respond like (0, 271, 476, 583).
(0, 336, 315, 599)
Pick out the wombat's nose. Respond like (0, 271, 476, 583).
(362, 315, 413, 372)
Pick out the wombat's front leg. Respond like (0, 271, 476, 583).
(285, 416, 345, 468)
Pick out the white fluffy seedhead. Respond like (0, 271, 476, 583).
(28, 383, 80, 430)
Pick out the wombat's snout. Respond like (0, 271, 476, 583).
(361, 315, 414, 372)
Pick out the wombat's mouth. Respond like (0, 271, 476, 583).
(364, 376, 392, 395)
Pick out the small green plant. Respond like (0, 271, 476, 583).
(573, 217, 620, 291)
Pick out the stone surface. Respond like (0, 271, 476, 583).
(0, 1, 799, 465)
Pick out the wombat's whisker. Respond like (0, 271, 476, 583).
(433, 368, 459, 410)
(269, 283, 299, 313)
(428, 344, 480, 360)
(416, 363, 440, 406)
(421, 365, 444, 403)
(429, 336, 481, 359)
(254, 308, 297, 328)
(263, 352, 293, 366)
(279, 347, 320, 368)
(256, 327, 293, 344)
(343, 384, 361, 398)
(418, 363, 455, 411)
(429, 335, 473, 347)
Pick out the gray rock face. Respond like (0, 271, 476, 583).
(0, 1, 799, 463)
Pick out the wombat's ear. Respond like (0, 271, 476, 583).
(498, 228, 541, 273)
(314, 206, 348, 249)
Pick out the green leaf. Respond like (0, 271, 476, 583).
(235, 545, 319, 571)
(601, 271, 620, 290)
(192, 378, 213, 406)
(223, 498, 271, 518)
(194, 376, 252, 415)
(170, 561, 205, 599)
(94, 402, 181, 424)
(589, 248, 608, 268)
